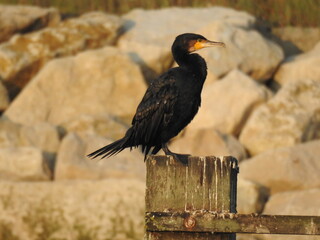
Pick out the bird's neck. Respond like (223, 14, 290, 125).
(174, 52, 207, 81)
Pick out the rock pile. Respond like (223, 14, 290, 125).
(0, 11, 123, 98)
(0, 5, 60, 43)
(0, 5, 319, 240)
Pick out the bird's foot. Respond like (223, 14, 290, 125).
(169, 152, 190, 165)
(162, 143, 190, 165)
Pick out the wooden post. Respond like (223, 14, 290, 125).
(145, 155, 238, 240)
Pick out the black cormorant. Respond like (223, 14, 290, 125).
(88, 33, 225, 163)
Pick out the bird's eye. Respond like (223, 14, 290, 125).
(197, 39, 202, 42)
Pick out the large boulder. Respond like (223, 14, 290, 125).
(239, 79, 320, 156)
(261, 188, 320, 240)
(237, 178, 269, 214)
(0, 12, 123, 97)
(0, 179, 145, 240)
(20, 123, 61, 155)
(4, 47, 147, 126)
(55, 133, 145, 181)
(189, 70, 272, 136)
(170, 128, 247, 161)
(274, 41, 320, 86)
(119, 7, 254, 78)
(60, 113, 129, 140)
(0, 119, 60, 178)
(0, 5, 60, 43)
(0, 119, 25, 148)
(264, 188, 320, 216)
(197, 22, 283, 82)
(273, 27, 320, 54)
(239, 140, 320, 194)
(0, 118, 60, 154)
(0, 147, 51, 181)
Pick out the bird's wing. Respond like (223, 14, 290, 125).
(131, 74, 178, 145)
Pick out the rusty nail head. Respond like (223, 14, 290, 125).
(184, 216, 196, 229)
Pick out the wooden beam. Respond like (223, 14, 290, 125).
(145, 155, 238, 240)
(146, 212, 320, 235)
(145, 232, 233, 240)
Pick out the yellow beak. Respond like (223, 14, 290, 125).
(194, 39, 226, 51)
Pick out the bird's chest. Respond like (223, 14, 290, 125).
(175, 86, 201, 119)
(177, 76, 202, 104)
(169, 72, 204, 119)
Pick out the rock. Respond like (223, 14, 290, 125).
(0, 118, 60, 151)
(118, 7, 257, 80)
(261, 189, 320, 240)
(19, 122, 61, 154)
(264, 188, 320, 216)
(197, 22, 283, 82)
(239, 140, 320, 194)
(170, 128, 247, 161)
(0, 12, 123, 97)
(237, 178, 269, 214)
(273, 27, 320, 53)
(189, 70, 272, 136)
(119, 8, 283, 82)
(0, 118, 60, 153)
(0, 81, 9, 111)
(0, 147, 51, 180)
(0, 5, 60, 43)
(0, 119, 60, 176)
(0, 118, 21, 147)
(60, 113, 129, 140)
(0, 179, 145, 240)
(274, 42, 320, 86)
(55, 133, 145, 181)
(4, 46, 147, 126)
(239, 79, 320, 156)
(269, 34, 302, 58)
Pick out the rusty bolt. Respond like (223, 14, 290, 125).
(184, 216, 196, 229)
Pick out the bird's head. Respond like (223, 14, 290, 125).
(173, 33, 225, 53)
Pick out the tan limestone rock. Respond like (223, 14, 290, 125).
(239, 140, 320, 194)
(261, 188, 320, 240)
(19, 122, 61, 154)
(274, 41, 320, 86)
(0, 118, 60, 153)
(273, 27, 320, 53)
(170, 128, 247, 161)
(237, 178, 269, 214)
(189, 70, 272, 136)
(264, 188, 320, 216)
(55, 133, 145, 181)
(239, 79, 320, 156)
(118, 7, 257, 80)
(197, 22, 283, 82)
(0, 12, 122, 95)
(0, 179, 145, 240)
(0, 147, 51, 180)
(0, 5, 60, 43)
(4, 47, 147, 126)
(60, 113, 129, 140)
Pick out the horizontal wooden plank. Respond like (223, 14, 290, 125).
(146, 212, 320, 235)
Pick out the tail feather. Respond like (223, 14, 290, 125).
(87, 138, 128, 159)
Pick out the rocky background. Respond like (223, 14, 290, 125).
(0, 4, 320, 240)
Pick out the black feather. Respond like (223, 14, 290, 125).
(87, 137, 128, 159)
